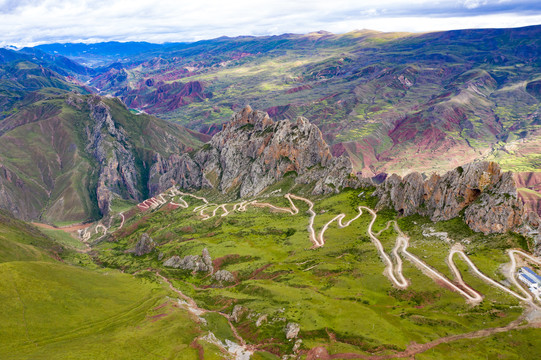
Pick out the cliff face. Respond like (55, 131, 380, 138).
(0, 92, 204, 223)
(150, 106, 359, 197)
(86, 97, 142, 215)
(374, 162, 535, 235)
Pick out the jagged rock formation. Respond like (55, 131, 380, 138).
(134, 233, 155, 256)
(213, 269, 235, 283)
(374, 161, 537, 236)
(163, 248, 214, 272)
(151, 106, 361, 197)
(86, 96, 141, 216)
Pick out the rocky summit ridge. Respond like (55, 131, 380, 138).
(150, 105, 361, 197)
(374, 161, 540, 249)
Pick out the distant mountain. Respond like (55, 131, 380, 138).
(0, 59, 207, 223)
(35, 41, 188, 67)
(33, 26, 540, 176)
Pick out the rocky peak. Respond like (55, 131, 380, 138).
(374, 161, 533, 235)
(222, 105, 273, 132)
(151, 106, 360, 197)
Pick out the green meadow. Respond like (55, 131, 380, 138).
(89, 185, 540, 359)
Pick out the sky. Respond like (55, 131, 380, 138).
(1, 0, 541, 47)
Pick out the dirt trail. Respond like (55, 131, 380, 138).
(90, 187, 541, 358)
(155, 271, 261, 359)
(88, 187, 541, 307)
(32, 222, 89, 232)
(136, 188, 541, 305)
(307, 314, 541, 360)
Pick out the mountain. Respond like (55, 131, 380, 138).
(35, 41, 188, 67)
(145, 105, 537, 244)
(150, 105, 361, 198)
(0, 59, 207, 223)
(39, 26, 540, 176)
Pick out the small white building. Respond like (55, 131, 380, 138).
(518, 267, 541, 296)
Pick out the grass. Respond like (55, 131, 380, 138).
(38, 228, 87, 251)
(0, 210, 60, 263)
(87, 187, 540, 358)
(0, 261, 216, 359)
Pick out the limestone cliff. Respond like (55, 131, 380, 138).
(374, 162, 538, 237)
(150, 106, 359, 197)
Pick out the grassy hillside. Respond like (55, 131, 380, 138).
(85, 184, 540, 359)
(0, 208, 224, 359)
(0, 65, 206, 223)
(0, 209, 60, 263)
(0, 261, 220, 360)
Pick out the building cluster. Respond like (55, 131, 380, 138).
(517, 267, 541, 295)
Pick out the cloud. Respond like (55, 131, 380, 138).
(0, 0, 540, 46)
(462, 0, 488, 9)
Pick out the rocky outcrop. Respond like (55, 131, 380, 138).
(514, 172, 541, 216)
(151, 106, 362, 197)
(163, 248, 214, 272)
(374, 162, 530, 235)
(231, 305, 247, 323)
(86, 96, 142, 216)
(134, 233, 155, 256)
(213, 269, 235, 283)
(285, 322, 300, 339)
(464, 172, 524, 234)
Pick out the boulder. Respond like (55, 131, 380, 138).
(134, 233, 155, 256)
(163, 248, 213, 272)
(213, 269, 235, 283)
(285, 322, 300, 339)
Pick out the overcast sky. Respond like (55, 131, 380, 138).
(1, 0, 541, 47)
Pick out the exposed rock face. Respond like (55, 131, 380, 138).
(163, 248, 214, 272)
(150, 106, 361, 197)
(285, 322, 300, 339)
(464, 172, 524, 234)
(514, 172, 541, 216)
(134, 233, 155, 256)
(213, 269, 235, 283)
(231, 305, 247, 323)
(86, 96, 142, 216)
(374, 162, 527, 234)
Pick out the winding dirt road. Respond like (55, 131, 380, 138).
(105, 187, 541, 359)
(98, 187, 541, 307)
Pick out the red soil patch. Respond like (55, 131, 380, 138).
(190, 339, 205, 360)
(306, 347, 332, 360)
(286, 84, 312, 94)
(213, 254, 241, 270)
(153, 301, 169, 311)
(148, 313, 167, 322)
(32, 222, 89, 232)
(248, 264, 273, 280)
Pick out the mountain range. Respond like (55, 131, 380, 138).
(31, 26, 540, 177)
(1, 25, 541, 360)
(0, 25, 539, 224)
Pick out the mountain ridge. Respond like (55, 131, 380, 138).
(28, 25, 540, 177)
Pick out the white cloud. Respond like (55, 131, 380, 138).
(0, 0, 540, 46)
(462, 0, 488, 10)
